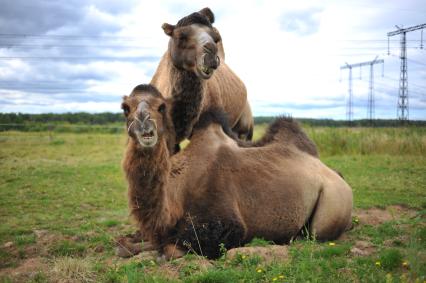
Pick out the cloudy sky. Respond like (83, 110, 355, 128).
(0, 0, 425, 120)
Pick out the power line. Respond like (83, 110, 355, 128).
(0, 55, 159, 61)
(0, 44, 154, 49)
(0, 33, 149, 40)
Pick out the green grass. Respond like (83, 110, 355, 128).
(254, 124, 426, 156)
(0, 127, 425, 282)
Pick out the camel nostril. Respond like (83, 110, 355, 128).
(216, 55, 220, 67)
(203, 53, 218, 70)
(142, 113, 150, 123)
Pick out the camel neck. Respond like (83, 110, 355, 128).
(124, 140, 174, 240)
(169, 64, 205, 142)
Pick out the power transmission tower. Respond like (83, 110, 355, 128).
(341, 65, 353, 123)
(387, 23, 426, 122)
(340, 57, 384, 124)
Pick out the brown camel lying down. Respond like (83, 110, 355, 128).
(151, 8, 254, 143)
(121, 85, 353, 260)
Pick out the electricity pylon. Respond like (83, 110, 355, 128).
(340, 57, 384, 124)
(387, 23, 426, 122)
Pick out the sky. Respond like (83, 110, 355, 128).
(0, 0, 425, 120)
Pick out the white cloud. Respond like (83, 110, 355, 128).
(0, 0, 425, 120)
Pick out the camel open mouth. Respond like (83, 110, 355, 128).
(196, 53, 217, 79)
(137, 129, 158, 148)
(131, 117, 159, 148)
(197, 65, 214, 79)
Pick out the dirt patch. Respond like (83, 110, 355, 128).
(0, 229, 72, 279)
(350, 240, 376, 256)
(354, 205, 417, 226)
(383, 235, 410, 247)
(227, 245, 289, 264)
(0, 257, 48, 281)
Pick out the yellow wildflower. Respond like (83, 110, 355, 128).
(272, 278, 278, 281)
(328, 242, 336, 246)
(402, 261, 409, 267)
(278, 275, 285, 279)
(242, 255, 247, 259)
(375, 261, 381, 266)
(256, 268, 263, 273)
(385, 273, 392, 283)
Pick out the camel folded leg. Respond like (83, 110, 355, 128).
(309, 182, 353, 241)
(115, 233, 155, 258)
(232, 102, 253, 141)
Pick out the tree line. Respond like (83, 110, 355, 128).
(0, 112, 425, 128)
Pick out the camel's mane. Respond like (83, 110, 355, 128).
(176, 12, 212, 28)
(131, 84, 163, 97)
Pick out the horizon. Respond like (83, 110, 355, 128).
(3, 111, 426, 123)
(0, 0, 425, 120)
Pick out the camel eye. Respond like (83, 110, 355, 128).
(178, 31, 188, 41)
(121, 103, 130, 117)
(158, 103, 166, 113)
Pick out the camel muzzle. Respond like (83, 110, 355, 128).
(202, 52, 220, 70)
(197, 53, 219, 79)
(128, 102, 159, 147)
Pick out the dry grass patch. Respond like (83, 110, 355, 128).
(50, 257, 96, 283)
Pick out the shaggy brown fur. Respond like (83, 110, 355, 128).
(151, 7, 254, 143)
(236, 116, 318, 157)
(122, 86, 353, 260)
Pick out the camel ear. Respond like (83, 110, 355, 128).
(121, 97, 130, 117)
(212, 27, 222, 42)
(162, 23, 175, 36)
(199, 7, 214, 24)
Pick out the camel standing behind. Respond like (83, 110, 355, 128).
(121, 85, 353, 259)
(150, 8, 254, 142)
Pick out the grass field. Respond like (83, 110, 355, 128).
(0, 126, 425, 282)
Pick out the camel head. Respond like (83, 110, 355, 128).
(162, 7, 221, 79)
(122, 84, 171, 149)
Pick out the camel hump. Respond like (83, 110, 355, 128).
(193, 108, 236, 138)
(257, 117, 319, 157)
